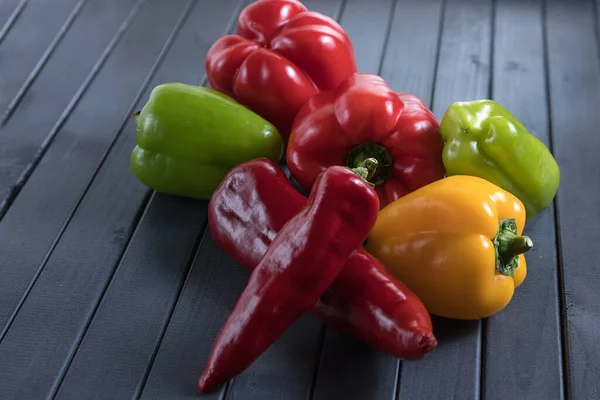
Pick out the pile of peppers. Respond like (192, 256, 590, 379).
(128, 0, 561, 392)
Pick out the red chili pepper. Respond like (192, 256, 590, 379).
(205, 0, 357, 144)
(207, 158, 437, 365)
(287, 73, 446, 208)
(198, 165, 380, 392)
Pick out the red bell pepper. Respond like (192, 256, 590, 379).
(287, 73, 446, 208)
(205, 0, 357, 144)
(198, 165, 380, 392)
(207, 158, 437, 364)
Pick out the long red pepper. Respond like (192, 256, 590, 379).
(207, 158, 437, 363)
(199, 165, 380, 392)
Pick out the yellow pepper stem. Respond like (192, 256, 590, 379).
(350, 157, 378, 188)
(494, 218, 533, 277)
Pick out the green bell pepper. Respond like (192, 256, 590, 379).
(440, 99, 560, 221)
(131, 83, 283, 200)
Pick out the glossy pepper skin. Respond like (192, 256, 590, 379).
(287, 73, 446, 209)
(205, 0, 357, 144)
(130, 83, 283, 200)
(208, 158, 436, 361)
(366, 175, 533, 320)
(198, 166, 380, 392)
(440, 100, 560, 221)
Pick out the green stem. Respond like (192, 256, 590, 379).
(493, 218, 533, 277)
(346, 141, 392, 186)
(497, 232, 533, 262)
(350, 158, 378, 187)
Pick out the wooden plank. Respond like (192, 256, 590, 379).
(312, 331, 399, 400)
(0, 0, 84, 118)
(0, 0, 25, 40)
(0, 0, 142, 331)
(546, 0, 600, 398)
(380, 0, 445, 104)
(397, 0, 491, 398)
(0, 1, 196, 398)
(484, 0, 564, 399)
(309, 1, 399, 399)
(300, 0, 343, 17)
(0, 0, 140, 217)
(224, 318, 323, 400)
(138, 233, 254, 400)
(430, 0, 492, 119)
(336, 0, 395, 74)
(49, 2, 242, 399)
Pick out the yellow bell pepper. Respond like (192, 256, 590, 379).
(365, 175, 533, 320)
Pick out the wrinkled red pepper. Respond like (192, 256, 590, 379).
(198, 165, 380, 392)
(207, 158, 437, 364)
(287, 73, 446, 208)
(205, 0, 357, 144)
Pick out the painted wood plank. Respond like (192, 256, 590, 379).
(0, 0, 140, 217)
(338, 0, 395, 74)
(0, 1, 196, 398)
(0, 0, 84, 119)
(0, 0, 142, 331)
(313, 330, 400, 400)
(380, 0, 445, 104)
(138, 231, 263, 400)
(300, 0, 343, 17)
(0, 0, 25, 40)
(50, 2, 243, 399)
(397, 0, 492, 398)
(52, 193, 205, 400)
(546, 0, 600, 398)
(484, 0, 564, 398)
(309, 1, 399, 399)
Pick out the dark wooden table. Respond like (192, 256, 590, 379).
(0, 0, 597, 398)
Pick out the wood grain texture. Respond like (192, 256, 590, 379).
(300, 0, 343, 17)
(51, 1, 242, 398)
(338, 0, 395, 74)
(398, 0, 491, 398)
(139, 233, 254, 400)
(546, 0, 600, 398)
(0, 0, 83, 118)
(380, 0, 445, 104)
(310, 1, 399, 399)
(312, 331, 399, 400)
(53, 194, 206, 400)
(484, 0, 564, 398)
(0, 0, 141, 216)
(0, 1, 195, 398)
(0, 0, 25, 42)
(0, 0, 143, 334)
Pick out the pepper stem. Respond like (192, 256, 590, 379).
(346, 141, 392, 186)
(493, 218, 533, 277)
(132, 110, 141, 122)
(350, 158, 378, 187)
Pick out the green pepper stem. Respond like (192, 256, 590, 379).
(132, 111, 141, 122)
(346, 141, 392, 186)
(350, 158, 378, 187)
(497, 231, 533, 263)
(493, 218, 533, 277)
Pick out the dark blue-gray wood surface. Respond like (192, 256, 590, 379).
(0, 0, 597, 399)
